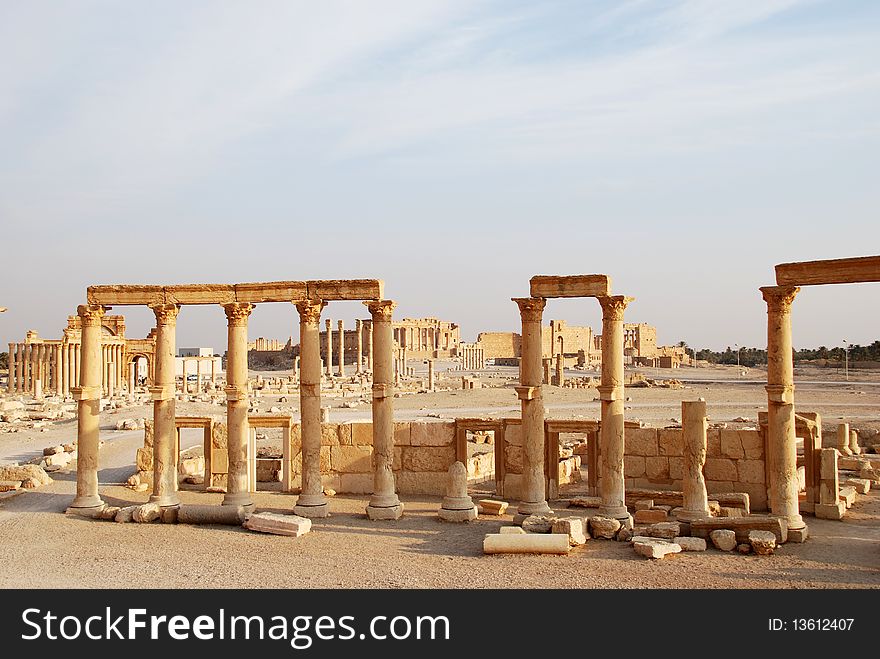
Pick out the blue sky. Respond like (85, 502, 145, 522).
(1, 0, 878, 352)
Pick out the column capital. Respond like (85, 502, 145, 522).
(295, 299, 326, 325)
(597, 295, 634, 320)
(77, 304, 106, 327)
(760, 285, 799, 313)
(150, 303, 181, 326)
(512, 297, 546, 322)
(365, 299, 396, 321)
(222, 301, 255, 326)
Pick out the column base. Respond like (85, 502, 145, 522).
(293, 503, 329, 519)
(65, 502, 106, 518)
(676, 508, 712, 522)
(367, 503, 404, 520)
(369, 493, 401, 509)
(815, 502, 845, 520)
(221, 492, 255, 510)
(149, 494, 181, 507)
(69, 495, 104, 510)
(517, 500, 552, 516)
(787, 525, 809, 543)
(439, 505, 478, 522)
(598, 504, 630, 522)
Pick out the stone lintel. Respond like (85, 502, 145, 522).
(765, 384, 795, 404)
(87, 285, 164, 306)
(235, 281, 308, 303)
(175, 417, 214, 428)
(247, 415, 294, 428)
(307, 279, 383, 301)
(166, 284, 235, 305)
(776, 255, 880, 286)
(514, 386, 540, 401)
(529, 274, 611, 299)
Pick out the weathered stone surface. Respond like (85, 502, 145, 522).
(673, 536, 706, 551)
(843, 478, 871, 495)
(43, 445, 65, 456)
(500, 526, 526, 534)
(568, 496, 602, 509)
(133, 502, 162, 523)
(616, 526, 633, 542)
(551, 517, 589, 545)
(483, 533, 570, 554)
(709, 529, 737, 551)
(634, 499, 654, 511)
(748, 530, 777, 555)
(634, 509, 667, 523)
(633, 539, 682, 559)
(115, 506, 137, 523)
(737, 543, 752, 554)
(244, 512, 311, 536)
(366, 504, 404, 520)
(626, 428, 659, 456)
(400, 446, 456, 472)
(330, 445, 373, 473)
(522, 514, 557, 533)
(438, 506, 478, 522)
(410, 420, 455, 446)
(0, 464, 52, 487)
(839, 486, 856, 508)
(704, 458, 738, 481)
(0, 480, 22, 492)
(690, 516, 787, 544)
(589, 516, 621, 539)
(478, 499, 509, 515)
(815, 501, 846, 520)
(647, 521, 681, 540)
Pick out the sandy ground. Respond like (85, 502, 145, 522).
(1, 363, 878, 589)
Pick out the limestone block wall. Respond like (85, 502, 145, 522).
(623, 427, 768, 511)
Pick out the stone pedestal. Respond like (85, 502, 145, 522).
(365, 300, 403, 520)
(761, 286, 806, 535)
(597, 295, 633, 521)
(294, 300, 329, 518)
(427, 359, 435, 392)
(439, 462, 477, 522)
(678, 399, 711, 521)
(513, 297, 551, 515)
(68, 305, 106, 512)
(325, 318, 333, 377)
(222, 302, 255, 510)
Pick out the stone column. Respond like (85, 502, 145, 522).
(62, 343, 70, 396)
(211, 358, 216, 386)
(73, 343, 81, 390)
(555, 353, 564, 387)
(294, 299, 329, 518)
(196, 358, 202, 393)
(366, 322, 373, 371)
(356, 319, 363, 374)
(597, 295, 633, 521)
(513, 297, 551, 515)
(149, 303, 181, 508)
(34, 345, 43, 399)
(16, 343, 24, 392)
(365, 299, 403, 520)
(849, 428, 861, 455)
(428, 359, 435, 392)
(7, 343, 15, 394)
(679, 399, 710, 521)
(68, 305, 106, 511)
(542, 358, 551, 385)
(128, 360, 135, 394)
(836, 422, 852, 456)
(100, 345, 107, 394)
(337, 319, 344, 376)
(325, 318, 333, 377)
(761, 285, 807, 538)
(54, 344, 62, 396)
(222, 302, 255, 509)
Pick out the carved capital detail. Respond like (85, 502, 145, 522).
(760, 285, 799, 313)
(295, 299, 326, 325)
(512, 297, 546, 322)
(597, 295, 633, 321)
(223, 302, 254, 326)
(77, 304, 106, 328)
(149, 303, 181, 326)
(365, 299, 395, 322)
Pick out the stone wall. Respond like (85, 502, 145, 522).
(623, 427, 768, 510)
(476, 332, 522, 359)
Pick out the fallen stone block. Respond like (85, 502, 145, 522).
(0, 480, 22, 492)
(522, 514, 557, 533)
(647, 521, 681, 540)
(244, 512, 312, 537)
(616, 527, 633, 542)
(42, 452, 72, 470)
(633, 539, 682, 559)
(551, 517, 589, 545)
(839, 486, 856, 508)
(634, 499, 654, 511)
(483, 533, 570, 555)
(673, 536, 706, 551)
(709, 529, 737, 551)
(499, 526, 526, 535)
(690, 516, 788, 544)
(43, 445, 65, 456)
(749, 530, 777, 555)
(0, 463, 52, 487)
(115, 506, 137, 523)
(589, 516, 621, 539)
(719, 506, 744, 518)
(843, 478, 871, 495)
(133, 502, 162, 523)
(838, 456, 866, 471)
(478, 499, 509, 516)
(815, 501, 846, 520)
(737, 543, 752, 554)
(634, 509, 667, 523)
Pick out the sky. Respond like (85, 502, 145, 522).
(1, 0, 878, 353)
